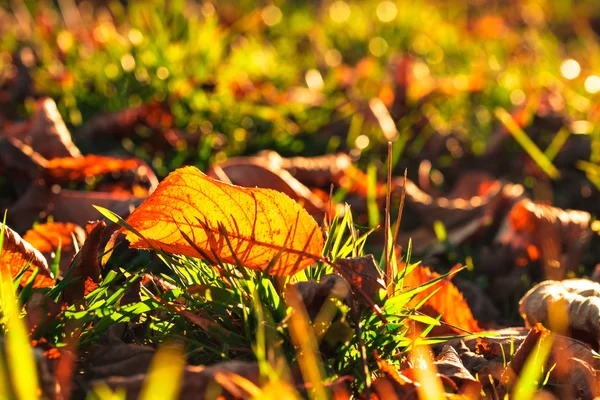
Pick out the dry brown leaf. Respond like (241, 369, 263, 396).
(3, 97, 81, 159)
(335, 255, 385, 300)
(401, 264, 482, 335)
(401, 174, 524, 229)
(123, 166, 324, 276)
(501, 323, 551, 388)
(519, 279, 600, 347)
(89, 360, 259, 400)
(372, 352, 419, 400)
(207, 155, 327, 219)
(74, 101, 186, 154)
(42, 155, 154, 185)
(434, 345, 481, 397)
(22, 222, 85, 275)
(63, 220, 105, 304)
(497, 199, 591, 279)
(0, 136, 48, 181)
(0, 223, 54, 287)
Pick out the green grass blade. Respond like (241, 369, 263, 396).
(495, 107, 560, 179)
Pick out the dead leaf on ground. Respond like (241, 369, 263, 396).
(63, 220, 105, 304)
(22, 222, 85, 275)
(400, 172, 524, 229)
(497, 323, 600, 398)
(519, 279, 600, 348)
(3, 97, 81, 159)
(0, 223, 54, 287)
(87, 358, 260, 400)
(335, 254, 385, 300)
(433, 345, 481, 397)
(42, 155, 157, 187)
(372, 353, 419, 400)
(208, 155, 327, 219)
(401, 264, 482, 335)
(122, 166, 324, 276)
(6, 183, 147, 232)
(294, 274, 352, 321)
(0, 137, 48, 183)
(496, 199, 591, 279)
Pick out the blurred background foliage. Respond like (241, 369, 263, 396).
(1, 0, 600, 178)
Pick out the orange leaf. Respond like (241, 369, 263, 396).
(43, 155, 148, 183)
(23, 222, 85, 254)
(23, 222, 85, 276)
(402, 265, 481, 335)
(1, 224, 54, 288)
(123, 166, 324, 276)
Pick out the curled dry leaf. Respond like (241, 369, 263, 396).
(496, 199, 591, 279)
(401, 264, 482, 335)
(87, 357, 260, 400)
(498, 323, 600, 398)
(3, 97, 81, 159)
(76, 102, 177, 151)
(294, 274, 352, 320)
(335, 254, 385, 301)
(519, 279, 600, 347)
(0, 223, 54, 287)
(42, 155, 157, 186)
(208, 155, 327, 219)
(401, 172, 524, 229)
(123, 166, 324, 276)
(22, 222, 85, 275)
(0, 137, 48, 182)
(63, 220, 105, 304)
(433, 345, 481, 397)
(210, 151, 383, 219)
(372, 352, 419, 400)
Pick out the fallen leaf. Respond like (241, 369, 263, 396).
(401, 264, 482, 335)
(0, 223, 54, 287)
(208, 155, 327, 219)
(86, 357, 260, 400)
(372, 352, 419, 400)
(433, 345, 481, 397)
(519, 279, 600, 348)
(294, 274, 352, 320)
(3, 97, 81, 159)
(123, 166, 324, 276)
(42, 155, 156, 186)
(335, 255, 385, 300)
(500, 323, 551, 388)
(22, 222, 85, 275)
(0, 137, 48, 182)
(401, 174, 524, 229)
(63, 220, 105, 304)
(497, 199, 591, 279)
(5, 183, 147, 233)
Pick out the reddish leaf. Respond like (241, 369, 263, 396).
(122, 166, 324, 276)
(402, 265, 482, 335)
(42, 155, 153, 185)
(0, 223, 54, 287)
(22, 222, 85, 275)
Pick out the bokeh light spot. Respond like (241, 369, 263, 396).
(330, 1, 351, 23)
(584, 75, 600, 93)
(262, 5, 282, 27)
(369, 37, 388, 57)
(376, 1, 397, 22)
(560, 59, 580, 80)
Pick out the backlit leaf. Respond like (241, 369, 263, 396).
(23, 222, 85, 275)
(402, 265, 481, 335)
(0, 223, 54, 288)
(43, 155, 152, 184)
(122, 166, 324, 276)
